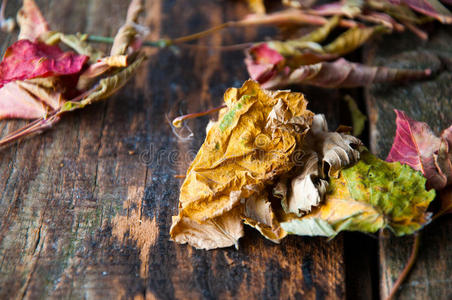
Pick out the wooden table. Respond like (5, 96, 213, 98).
(0, 1, 450, 299)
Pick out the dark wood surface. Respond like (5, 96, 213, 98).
(0, 1, 345, 299)
(0, 1, 450, 299)
(365, 28, 452, 300)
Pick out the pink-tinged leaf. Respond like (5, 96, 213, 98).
(358, 11, 405, 32)
(17, 79, 64, 110)
(309, 2, 344, 16)
(389, 0, 452, 23)
(245, 43, 285, 83)
(76, 55, 128, 90)
(17, 0, 50, 41)
(0, 40, 88, 88)
(0, 82, 47, 120)
(386, 110, 448, 189)
(258, 58, 431, 89)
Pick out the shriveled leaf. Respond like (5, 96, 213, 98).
(170, 206, 244, 250)
(389, 0, 452, 23)
(77, 55, 128, 90)
(171, 80, 313, 230)
(0, 82, 47, 120)
(281, 151, 436, 237)
(43, 32, 104, 63)
(277, 114, 361, 215)
(260, 17, 382, 61)
(0, 40, 88, 88)
(311, 1, 363, 17)
(243, 192, 287, 242)
(307, 114, 361, 178)
(260, 58, 431, 89)
(266, 15, 341, 57)
(110, 0, 144, 56)
(387, 110, 452, 190)
(17, 78, 64, 110)
(284, 152, 328, 214)
(343, 95, 366, 136)
(61, 55, 145, 112)
(298, 15, 341, 43)
(323, 25, 388, 56)
(17, 0, 49, 41)
(246, 43, 285, 83)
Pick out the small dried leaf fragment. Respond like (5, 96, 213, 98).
(282, 151, 435, 237)
(170, 206, 244, 250)
(284, 152, 328, 214)
(243, 192, 287, 242)
(110, 0, 144, 56)
(0, 40, 88, 88)
(17, 0, 49, 41)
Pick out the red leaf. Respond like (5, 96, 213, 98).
(386, 110, 449, 189)
(0, 40, 88, 88)
(246, 43, 285, 83)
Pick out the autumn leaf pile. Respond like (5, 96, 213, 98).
(242, 0, 452, 88)
(0, 0, 449, 253)
(0, 0, 145, 146)
(170, 81, 436, 249)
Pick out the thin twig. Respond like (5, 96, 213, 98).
(385, 233, 421, 300)
(172, 104, 226, 128)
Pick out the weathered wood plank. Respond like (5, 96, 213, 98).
(0, 1, 347, 299)
(365, 27, 452, 300)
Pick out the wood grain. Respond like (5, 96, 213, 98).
(365, 27, 452, 300)
(0, 1, 346, 299)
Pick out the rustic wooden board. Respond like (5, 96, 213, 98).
(0, 1, 346, 299)
(365, 28, 452, 300)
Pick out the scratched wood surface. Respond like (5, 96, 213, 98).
(365, 27, 452, 300)
(0, 1, 347, 299)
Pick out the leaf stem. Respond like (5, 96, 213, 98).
(87, 10, 360, 49)
(87, 35, 170, 48)
(172, 104, 226, 128)
(385, 232, 421, 300)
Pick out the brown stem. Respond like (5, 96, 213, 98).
(172, 104, 226, 128)
(168, 10, 358, 46)
(400, 20, 428, 40)
(171, 22, 235, 44)
(385, 233, 421, 300)
(0, 114, 60, 148)
(177, 42, 253, 52)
